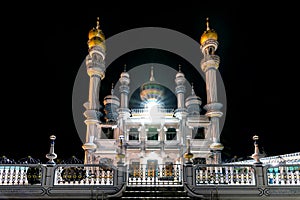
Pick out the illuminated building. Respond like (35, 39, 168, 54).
(82, 18, 224, 167)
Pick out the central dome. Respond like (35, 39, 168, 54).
(140, 66, 164, 103)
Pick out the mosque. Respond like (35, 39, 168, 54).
(0, 17, 299, 200)
(81, 17, 224, 168)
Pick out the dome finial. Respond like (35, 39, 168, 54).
(111, 83, 114, 95)
(178, 64, 181, 72)
(96, 17, 100, 30)
(150, 66, 155, 81)
(206, 17, 210, 31)
(124, 64, 127, 72)
(191, 83, 195, 95)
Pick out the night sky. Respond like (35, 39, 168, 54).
(1, 3, 299, 163)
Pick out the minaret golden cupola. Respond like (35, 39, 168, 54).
(200, 18, 218, 46)
(87, 17, 106, 50)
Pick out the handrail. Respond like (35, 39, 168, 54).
(0, 163, 44, 185)
(54, 164, 115, 185)
(266, 164, 300, 185)
(1, 163, 300, 199)
(127, 163, 182, 186)
(193, 164, 256, 185)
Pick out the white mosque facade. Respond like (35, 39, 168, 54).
(82, 18, 224, 168)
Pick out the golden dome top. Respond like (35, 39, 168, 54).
(200, 18, 218, 45)
(88, 17, 105, 49)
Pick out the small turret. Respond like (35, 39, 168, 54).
(104, 84, 120, 122)
(185, 84, 202, 116)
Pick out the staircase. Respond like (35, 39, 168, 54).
(114, 186, 192, 199)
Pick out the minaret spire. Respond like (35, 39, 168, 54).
(200, 18, 223, 164)
(83, 17, 106, 164)
(96, 17, 100, 29)
(175, 66, 186, 110)
(150, 66, 155, 81)
(191, 83, 195, 96)
(111, 83, 114, 95)
(206, 17, 210, 31)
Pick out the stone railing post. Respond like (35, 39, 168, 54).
(116, 163, 127, 186)
(183, 163, 194, 186)
(254, 163, 266, 187)
(44, 135, 57, 188)
(44, 165, 56, 187)
(251, 135, 266, 187)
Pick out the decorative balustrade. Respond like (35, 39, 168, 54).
(54, 164, 114, 185)
(1, 162, 300, 199)
(195, 164, 255, 185)
(0, 164, 44, 185)
(2, 163, 300, 188)
(183, 163, 300, 199)
(127, 164, 181, 186)
(0, 163, 116, 186)
(266, 164, 300, 185)
(0, 163, 126, 199)
(131, 108, 174, 115)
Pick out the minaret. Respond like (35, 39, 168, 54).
(82, 17, 106, 164)
(200, 18, 224, 164)
(174, 65, 186, 112)
(174, 65, 188, 159)
(117, 66, 130, 144)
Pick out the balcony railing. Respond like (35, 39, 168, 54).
(183, 163, 300, 199)
(0, 163, 126, 199)
(131, 108, 174, 115)
(266, 164, 300, 185)
(195, 164, 255, 185)
(1, 163, 300, 199)
(0, 164, 44, 185)
(54, 164, 114, 185)
(128, 164, 182, 186)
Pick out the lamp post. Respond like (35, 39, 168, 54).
(184, 136, 193, 164)
(46, 135, 57, 165)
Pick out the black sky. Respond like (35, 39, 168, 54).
(1, 3, 299, 163)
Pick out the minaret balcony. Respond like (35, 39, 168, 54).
(88, 45, 106, 59)
(201, 55, 220, 71)
(200, 39, 218, 52)
(84, 110, 100, 120)
(204, 102, 223, 118)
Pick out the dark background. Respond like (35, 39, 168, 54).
(1, 3, 299, 163)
